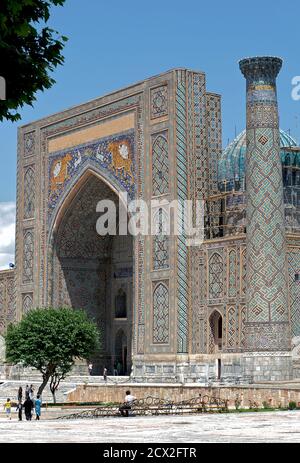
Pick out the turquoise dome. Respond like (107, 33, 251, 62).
(218, 129, 298, 190)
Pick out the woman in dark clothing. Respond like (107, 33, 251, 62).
(17, 386, 22, 401)
(23, 397, 33, 421)
(16, 400, 23, 421)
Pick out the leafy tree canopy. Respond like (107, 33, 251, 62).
(5, 307, 99, 399)
(0, 0, 67, 121)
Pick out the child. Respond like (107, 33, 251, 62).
(4, 398, 11, 420)
(103, 367, 108, 383)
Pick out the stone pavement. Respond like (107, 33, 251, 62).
(0, 410, 300, 443)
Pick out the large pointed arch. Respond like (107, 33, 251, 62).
(46, 169, 134, 376)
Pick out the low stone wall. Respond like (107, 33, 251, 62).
(67, 383, 300, 408)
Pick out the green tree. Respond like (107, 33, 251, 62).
(0, 0, 67, 122)
(5, 307, 99, 402)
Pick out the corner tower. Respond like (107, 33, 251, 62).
(239, 57, 291, 376)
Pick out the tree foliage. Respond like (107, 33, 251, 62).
(5, 307, 99, 401)
(0, 0, 67, 121)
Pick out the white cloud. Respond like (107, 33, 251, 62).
(0, 202, 15, 270)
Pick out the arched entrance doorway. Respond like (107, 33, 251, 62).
(51, 174, 133, 375)
(208, 310, 223, 354)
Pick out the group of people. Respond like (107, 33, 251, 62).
(4, 385, 42, 421)
(102, 362, 123, 383)
(88, 361, 123, 380)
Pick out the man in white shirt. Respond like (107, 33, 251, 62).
(119, 390, 136, 416)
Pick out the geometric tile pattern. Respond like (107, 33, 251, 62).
(228, 250, 237, 297)
(247, 134, 288, 320)
(227, 306, 236, 348)
(22, 293, 33, 314)
(24, 131, 35, 157)
(288, 251, 300, 337)
(206, 94, 222, 195)
(153, 233, 169, 269)
(189, 73, 207, 201)
(150, 85, 168, 119)
(23, 230, 34, 284)
(241, 248, 246, 296)
(239, 305, 246, 348)
(153, 208, 169, 270)
(209, 253, 223, 299)
(0, 273, 16, 331)
(6, 277, 16, 322)
(24, 166, 35, 219)
(240, 56, 290, 350)
(152, 134, 169, 196)
(55, 176, 115, 259)
(176, 70, 189, 353)
(153, 283, 169, 344)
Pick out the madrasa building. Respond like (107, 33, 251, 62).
(0, 56, 300, 384)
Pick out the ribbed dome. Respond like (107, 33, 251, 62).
(218, 129, 298, 189)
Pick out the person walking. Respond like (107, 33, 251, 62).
(113, 361, 118, 376)
(25, 384, 30, 400)
(4, 398, 11, 420)
(24, 396, 34, 421)
(88, 363, 93, 376)
(103, 367, 108, 383)
(16, 400, 23, 421)
(29, 384, 34, 400)
(35, 395, 42, 421)
(117, 361, 122, 376)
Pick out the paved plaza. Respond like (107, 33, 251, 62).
(0, 410, 300, 443)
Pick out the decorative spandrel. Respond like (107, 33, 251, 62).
(48, 130, 135, 225)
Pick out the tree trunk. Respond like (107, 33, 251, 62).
(51, 389, 56, 404)
(38, 373, 51, 397)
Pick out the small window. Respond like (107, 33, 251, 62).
(295, 274, 300, 283)
(115, 289, 127, 318)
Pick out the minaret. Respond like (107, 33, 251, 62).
(239, 57, 290, 354)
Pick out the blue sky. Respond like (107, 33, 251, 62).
(0, 0, 300, 266)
